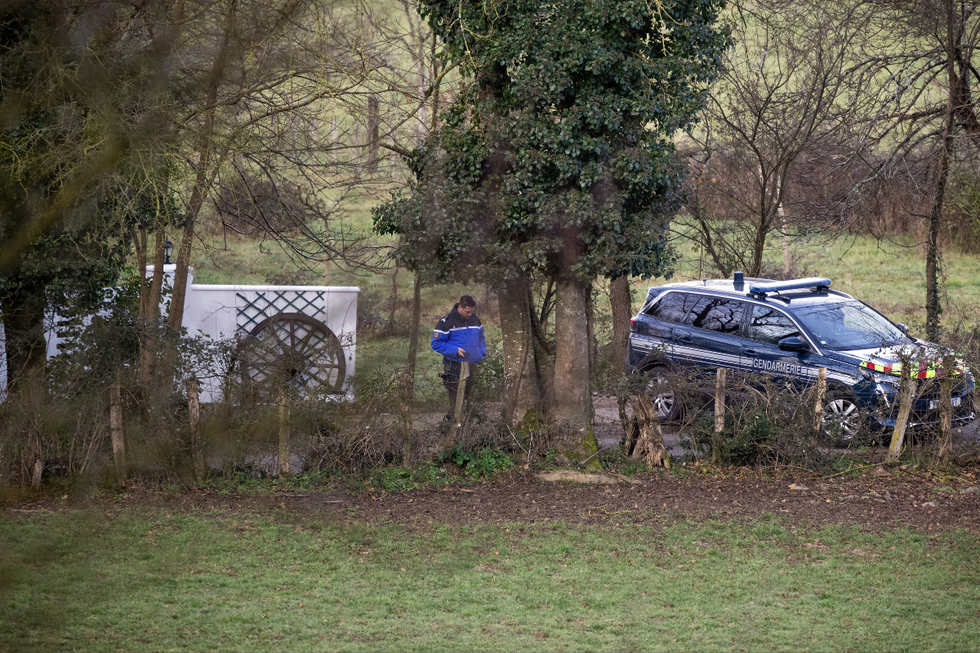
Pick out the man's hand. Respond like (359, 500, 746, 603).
(456, 347, 467, 358)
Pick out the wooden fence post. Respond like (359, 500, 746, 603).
(278, 388, 291, 477)
(448, 362, 471, 445)
(187, 378, 205, 480)
(937, 354, 955, 463)
(887, 365, 916, 463)
(712, 368, 726, 465)
(109, 383, 126, 483)
(453, 362, 470, 424)
(813, 367, 827, 431)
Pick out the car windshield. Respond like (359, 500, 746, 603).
(792, 301, 905, 350)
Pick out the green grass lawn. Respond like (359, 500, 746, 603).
(2, 504, 977, 652)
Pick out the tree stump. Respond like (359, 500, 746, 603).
(624, 396, 670, 469)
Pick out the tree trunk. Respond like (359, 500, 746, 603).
(138, 233, 166, 385)
(551, 277, 598, 465)
(167, 0, 237, 333)
(585, 286, 596, 376)
(609, 275, 632, 378)
(386, 267, 399, 335)
(187, 378, 205, 480)
(367, 95, 380, 173)
(109, 381, 126, 484)
(499, 273, 541, 424)
(136, 226, 148, 319)
(926, 0, 957, 341)
(887, 368, 917, 463)
(322, 214, 331, 285)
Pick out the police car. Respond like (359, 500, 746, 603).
(626, 274, 977, 442)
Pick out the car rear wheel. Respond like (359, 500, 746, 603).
(645, 368, 681, 422)
(821, 390, 862, 446)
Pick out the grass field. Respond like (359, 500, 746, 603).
(2, 502, 978, 652)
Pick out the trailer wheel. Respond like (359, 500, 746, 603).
(235, 313, 346, 401)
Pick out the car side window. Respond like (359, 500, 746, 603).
(749, 305, 800, 344)
(644, 292, 699, 324)
(687, 297, 745, 334)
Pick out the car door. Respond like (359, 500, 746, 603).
(676, 295, 748, 373)
(742, 304, 821, 384)
(630, 291, 703, 368)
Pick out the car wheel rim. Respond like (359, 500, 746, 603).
(823, 398, 859, 440)
(647, 374, 675, 420)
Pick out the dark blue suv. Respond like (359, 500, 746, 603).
(627, 274, 976, 441)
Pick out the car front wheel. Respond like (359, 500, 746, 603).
(821, 390, 862, 445)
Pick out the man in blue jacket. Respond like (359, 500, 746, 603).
(432, 295, 486, 420)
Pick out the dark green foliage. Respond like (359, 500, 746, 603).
(470, 344, 504, 400)
(693, 406, 779, 467)
(46, 280, 230, 399)
(440, 444, 514, 477)
(370, 462, 447, 491)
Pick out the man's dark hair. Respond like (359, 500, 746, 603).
(459, 295, 476, 308)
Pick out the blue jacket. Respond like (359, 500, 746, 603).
(432, 304, 486, 364)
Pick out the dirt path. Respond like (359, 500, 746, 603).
(27, 460, 975, 537)
(309, 465, 980, 534)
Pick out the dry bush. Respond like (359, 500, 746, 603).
(214, 173, 320, 237)
(625, 367, 845, 470)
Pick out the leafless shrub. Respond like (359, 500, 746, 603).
(214, 174, 319, 237)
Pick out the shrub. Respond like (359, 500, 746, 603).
(439, 445, 514, 478)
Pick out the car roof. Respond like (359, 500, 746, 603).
(648, 275, 856, 308)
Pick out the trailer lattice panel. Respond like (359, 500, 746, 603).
(236, 290, 326, 334)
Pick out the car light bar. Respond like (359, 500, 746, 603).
(748, 277, 832, 297)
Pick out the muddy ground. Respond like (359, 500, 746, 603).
(15, 455, 975, 537)
(306, 461, 980, 534)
